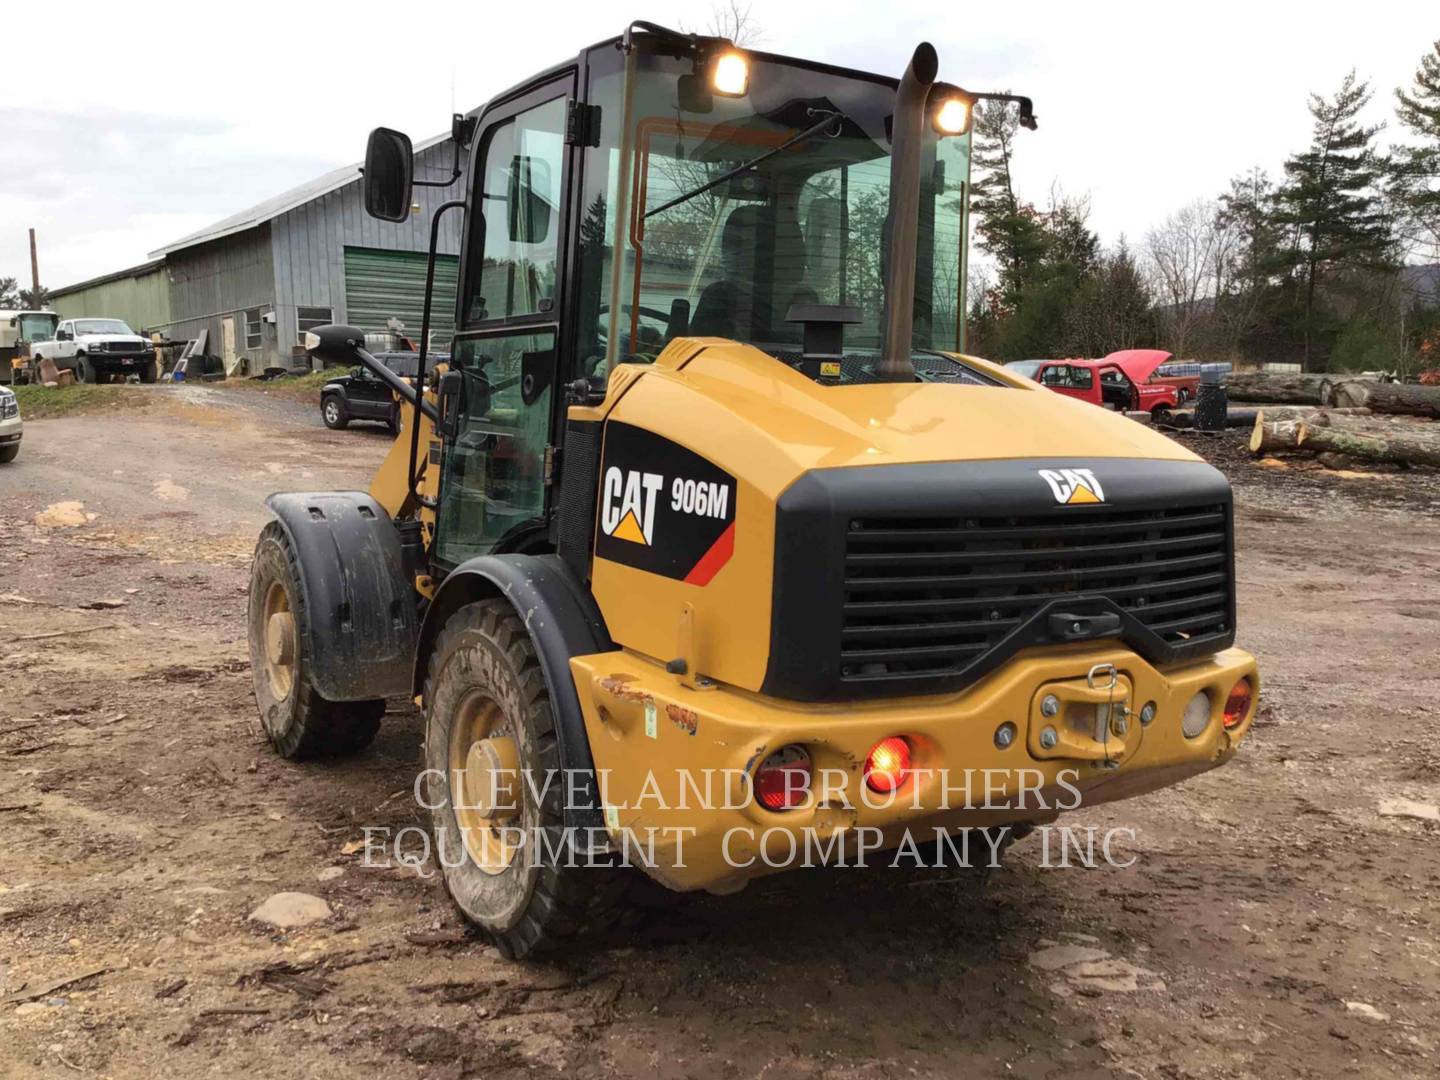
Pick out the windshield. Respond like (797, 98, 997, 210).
(75, 319, 135, 336)
(575, 45, 971, 377)
(18, 313, 58, 341)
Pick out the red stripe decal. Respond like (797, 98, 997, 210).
(683, 522, 736, 586)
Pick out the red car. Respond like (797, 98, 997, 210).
(1033, 351, 1181, 416)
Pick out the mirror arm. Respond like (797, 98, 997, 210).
(413, 117, 475, 189)
(406, 198, 468, 512)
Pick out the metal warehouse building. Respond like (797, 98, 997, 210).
(145, 133, 465, 372)
(49, 259, 172, 334)
(50, 135, 466, 374)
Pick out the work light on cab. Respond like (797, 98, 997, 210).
(934, 96, 971, 135)
(1223, 679, 1253, 729)
(712, 51, 749, 96)
(864, 736, 911, 793)
(755, 745, 811, 811)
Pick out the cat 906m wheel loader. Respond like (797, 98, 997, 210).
(247, 23, 1259, 958)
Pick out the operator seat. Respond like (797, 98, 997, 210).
(691, 206, 762, 338)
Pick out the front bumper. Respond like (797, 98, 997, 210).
(571, 643, 1258, 891)
(0, 414, 22, 444)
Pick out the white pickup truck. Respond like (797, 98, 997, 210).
(30, 317, 157, 384)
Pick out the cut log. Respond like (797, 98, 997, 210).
(1297, 422, 1440, 468)
(1251, 417, 1308, 454)
(1332, 381, 1440, 417)
(1224, 372, 1330, 405)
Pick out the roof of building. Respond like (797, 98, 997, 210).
(149, 132, 452, 258)
(51, 258, 166, 298)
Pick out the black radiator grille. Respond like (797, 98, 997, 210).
(840, 503, 1232, 682)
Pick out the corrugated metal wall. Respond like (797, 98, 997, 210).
(342, 249, 460, 345)
(51, 263, 172, 334)
(159, 225, 278, 369)
(270, 140, 467, 363)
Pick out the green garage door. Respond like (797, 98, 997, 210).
(343, 247, 460, 348)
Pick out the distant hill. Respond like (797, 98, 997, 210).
(1403, 264, 1440, 307)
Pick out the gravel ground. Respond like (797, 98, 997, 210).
(1, 391, 1437, 1079)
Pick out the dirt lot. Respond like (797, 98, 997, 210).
(2, 386, 1438, 1079)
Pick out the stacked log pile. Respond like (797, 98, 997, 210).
(1248, 407, 1440, 470)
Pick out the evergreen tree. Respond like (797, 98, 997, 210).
(1392, 39, 1440, 261)
(1274, 71, 1394, 370)
(969, 96, 1048, 306)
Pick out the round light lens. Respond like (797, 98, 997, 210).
(935, 97, 971, 135)
(1223, 679, 1253, 729)
(1181, 691, 1211, 739)
(864, 736, 911, 793)
(712, 51, 749, 97)
(754, 744, 810, 811)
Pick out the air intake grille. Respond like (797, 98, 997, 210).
(840, 503, 1232, 683)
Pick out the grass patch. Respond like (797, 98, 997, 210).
(218, 369, 333, 403)
(11, 383, 158, 420)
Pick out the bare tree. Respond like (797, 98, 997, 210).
(1145, 199, 1226, 359)
(705, 2, 764, 46)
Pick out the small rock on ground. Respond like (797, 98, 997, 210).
(248, 892, 332, 929)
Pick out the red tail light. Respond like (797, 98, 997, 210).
(864, 736, 911, 793)
(1223, 679, 1253, 729)
(755, 745, 811, 811)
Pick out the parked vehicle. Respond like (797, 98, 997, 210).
(1002, 359, 1045, 380)
(246, 26, 1257, 960)
(1034, 353, 1181, 415)
(1107, 349, 1203, 404)
(320, 353, 446, 432)
(30, 317, 157, 384)
(0, 385, 21, 463)
(1, 310, 59, 385)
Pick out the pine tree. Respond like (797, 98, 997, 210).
(969, 96, 1047, 307)
(1275, 71, 1394, 370)
(1392, 40, 1440, 261)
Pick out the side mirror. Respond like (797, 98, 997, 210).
(436, 370, 463, 438)
(305, 324, 366, 367)
(364, 127, 414, 222)
(507, 156, 552, 243)
(56, 329, 72, 341)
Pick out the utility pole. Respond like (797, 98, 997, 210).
(29, 228, 41, 305)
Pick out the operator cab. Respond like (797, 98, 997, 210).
(355, 24, 1017, 569)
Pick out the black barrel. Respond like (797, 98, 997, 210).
(1195, 368, 1228, 431)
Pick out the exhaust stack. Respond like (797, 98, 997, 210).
(879, 42, 938, 381)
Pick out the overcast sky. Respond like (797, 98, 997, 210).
(4, 1, 1435, 290)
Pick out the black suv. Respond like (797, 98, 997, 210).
(319, 352, 446, 432)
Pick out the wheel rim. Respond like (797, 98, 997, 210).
(261, 581, 296, 700)
(324, 400, 338, 423)
(448, 691, 523, 875)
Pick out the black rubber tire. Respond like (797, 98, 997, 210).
(0, 444, 18, 464)
(139, 360, 157, 384)
(423, 599, 632, 958)
(75, 355, 94, 384)
(321, 394, 349, 430)
(247, 521, 384, 759)
(386, 405, 401, 436)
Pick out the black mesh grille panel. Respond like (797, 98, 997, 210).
(839, 502, 1232, 685)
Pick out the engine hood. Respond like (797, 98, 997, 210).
(610, 341, 1199, 500)
(1104, 349, 1172, 384)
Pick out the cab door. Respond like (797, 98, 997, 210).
(433, 77, 573, 568)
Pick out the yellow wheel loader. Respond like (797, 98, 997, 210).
(247, 23, 1259, 958)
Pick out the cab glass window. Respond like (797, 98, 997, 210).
(464, 97, 566, 325)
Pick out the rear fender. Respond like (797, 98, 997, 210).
(415, 554, 613, 828)
(264, 491, 418, 701)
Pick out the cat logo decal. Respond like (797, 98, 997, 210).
(1038, 468, 1105, 505)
